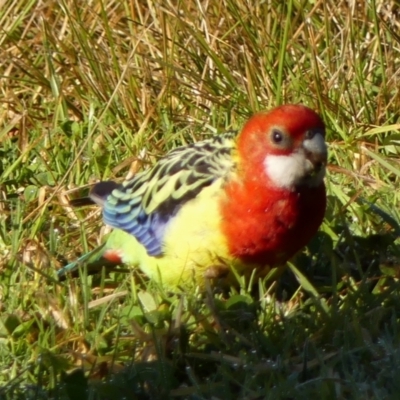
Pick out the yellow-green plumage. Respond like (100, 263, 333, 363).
(101, 132, 246, 287)
(112, 184, 233, 287)
(60, 131, 243, 287)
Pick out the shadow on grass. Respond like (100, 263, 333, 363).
(3, 225, 400, 399)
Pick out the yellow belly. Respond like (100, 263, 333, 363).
(107, 182, 243, 288)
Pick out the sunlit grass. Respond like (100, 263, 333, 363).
(1, 0, 400, 398)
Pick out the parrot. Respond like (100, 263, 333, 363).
(58, 104, 328, 288)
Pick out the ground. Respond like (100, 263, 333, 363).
(1, 1, 400, 398)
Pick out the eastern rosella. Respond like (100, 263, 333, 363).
(59, 105, 328, 288)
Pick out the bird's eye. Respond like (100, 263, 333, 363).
(305, 130, 315, 139)
(271, 129, 284, 144)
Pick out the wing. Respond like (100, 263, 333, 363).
(103, 131, 238, 256)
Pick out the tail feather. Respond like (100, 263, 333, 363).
(69, 180, 120, 208)
(57, 243, 113, 280)
(60, 181, 126, 280)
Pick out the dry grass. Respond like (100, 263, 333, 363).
(1, 0, 400, 398)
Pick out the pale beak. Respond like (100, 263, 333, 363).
(303, 130, 328, 174)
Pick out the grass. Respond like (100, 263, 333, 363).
(1, 0, 400, 398)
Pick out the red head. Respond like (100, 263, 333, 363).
(221, 105, 328, 265)
(236, 105, 327, 189)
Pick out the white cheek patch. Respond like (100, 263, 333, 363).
(264, 152, 325, 189)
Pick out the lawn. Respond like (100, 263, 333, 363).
(1, 0, 400, 398)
